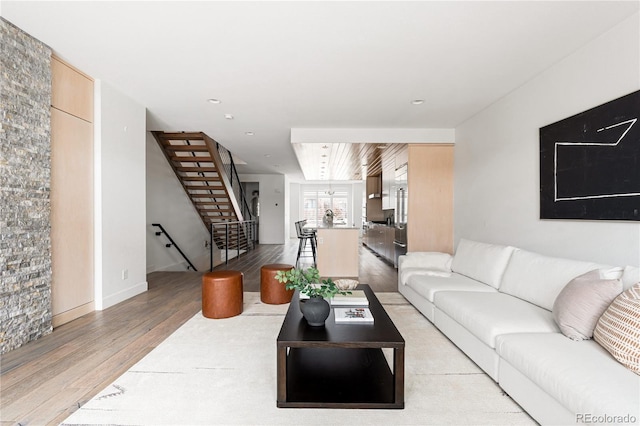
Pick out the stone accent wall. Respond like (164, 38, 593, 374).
(0, 18, 53, 354)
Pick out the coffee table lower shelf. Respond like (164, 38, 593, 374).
(278, 347, 403, 409)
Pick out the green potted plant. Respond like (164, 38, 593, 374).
(275, 266, 350, 326)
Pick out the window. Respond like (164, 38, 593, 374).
(302, 186, 350, 226)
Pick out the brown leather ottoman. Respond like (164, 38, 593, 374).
(202, 270, 243, 319)
(260, 263, 295, 304)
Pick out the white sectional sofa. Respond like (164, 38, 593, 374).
(398, 239, 640, 425)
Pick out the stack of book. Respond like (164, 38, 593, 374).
(329, 290, 368, 306)
(331, 291, 374, 323)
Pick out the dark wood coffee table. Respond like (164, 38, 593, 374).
(276, 284, 405, 409)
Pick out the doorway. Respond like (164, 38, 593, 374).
(242, 182, 260, 243)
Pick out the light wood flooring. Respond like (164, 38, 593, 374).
(0, 239, 397, 425)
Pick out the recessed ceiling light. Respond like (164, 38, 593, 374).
(264, 154, 271, 158)
(273, 164, 280, 168)
(321, 154, 327, 158)
(224, 114, 234, 120)
(411, 99, 425, 105)
(207, 98, 221, 104)
(245, 131, 254, 136)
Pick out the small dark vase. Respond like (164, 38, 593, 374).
(301, 296, 330, 326)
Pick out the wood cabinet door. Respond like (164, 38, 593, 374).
(50, 56, 94, 327)
(50, 109, 94, 325)
(407, 145, 454, 254)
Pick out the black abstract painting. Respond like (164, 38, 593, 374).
(540, 90, 640, 220)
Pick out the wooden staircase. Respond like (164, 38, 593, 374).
(151, 131, 254, 254)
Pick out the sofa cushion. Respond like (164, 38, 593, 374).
(406, 272, 496, 303)
(594, 283, 640, 375)
(553, 269, 623, 341)
(450, 239, 515, 289)
(400, 267, 451, 286)
(402, 252, 452, 270)
(496, 333, 640, 418)
(622, 265, 640, 291)
(434, 291, 559, 348)
(499, 249, 602, 311)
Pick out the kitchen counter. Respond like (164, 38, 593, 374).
(315, 224, 358, 229)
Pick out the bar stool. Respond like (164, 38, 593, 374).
(261, 263, 295, 304)
(295, 220, 316, 268)
(202, 270, 243, 319)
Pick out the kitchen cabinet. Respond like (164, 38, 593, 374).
(381, 158, 395, 210)
(396, 146, 409, 169)
(407, 144, 454, 254)
(50, 56, 95, 327)
(384, 226, 395, 260)
(366, 176, 381, 197)
(363, 223, 395, 264)
(366, 176, 383, 222)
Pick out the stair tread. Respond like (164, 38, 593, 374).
(176, 167, 218, 172)
(164, 145, 208, 152)
(171, 156, 213, 163)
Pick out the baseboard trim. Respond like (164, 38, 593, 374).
(52, 301, 94, 328)
(99, 281, 148, 310)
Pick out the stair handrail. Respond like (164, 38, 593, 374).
(152, 223, 198, 271)
(210, 220, 256, 268)
(213, 141, 254, 222)
(201, 134, 245, 222)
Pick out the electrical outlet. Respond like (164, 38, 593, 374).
(317, 237, 324, 244)
(122, 269, 128, 280)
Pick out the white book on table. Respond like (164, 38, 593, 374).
(334, 307, 374, 323)
(330, 290, 368, 306)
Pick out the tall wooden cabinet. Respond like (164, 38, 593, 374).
(407, 144, 454, 254)
(50, 56, 94, 327)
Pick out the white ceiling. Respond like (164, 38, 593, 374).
(2, 1, 637, 181)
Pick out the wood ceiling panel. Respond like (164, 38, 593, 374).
(292, 142, 408, 181)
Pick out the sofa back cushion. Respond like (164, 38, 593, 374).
(622, 266, 640, 290)
(400, 252, 452, 270)
(553, 269, 623, 340)
(500, 248, 602, 311)
(450, 239, 515, 289)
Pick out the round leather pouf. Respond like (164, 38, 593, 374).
(260, 263, 294, 304)
(202, 270, 243, 319)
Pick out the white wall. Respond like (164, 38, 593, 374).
(95, 81, 147, 310)
(454, 14, 640, 267)
(146, 132, 212, 272)
(288, 182, 300, 238)
(239, 174, 286, 244)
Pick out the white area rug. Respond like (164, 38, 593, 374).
(61, 293, 534, 425)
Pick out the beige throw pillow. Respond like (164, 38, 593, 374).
(552, 269, 622, 341)
(594, 282, 640, 375)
